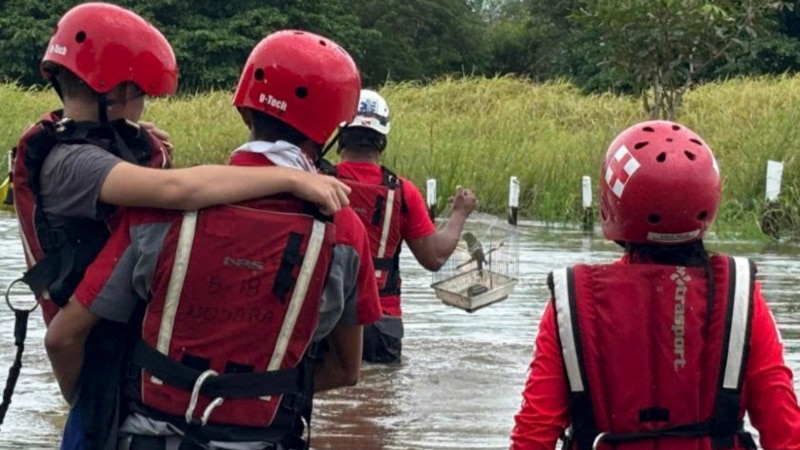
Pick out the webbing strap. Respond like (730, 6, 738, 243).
(0, 309, 29, 430)
(133, 341, 302, 399)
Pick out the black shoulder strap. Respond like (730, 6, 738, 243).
(380, 165, 402, 190)
(548, 267, 600, 450)
(318, 158, 338, 177)
(55, 119, 154, 167)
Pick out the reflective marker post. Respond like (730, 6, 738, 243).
(508, 176, 519, 226)
(765, 160, 784, 203)
(760, 160, 784, 238)
(426, 178, 437, 221)
(582, 176, 593, 233)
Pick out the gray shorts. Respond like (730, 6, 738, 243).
(362, 315, 404, 364)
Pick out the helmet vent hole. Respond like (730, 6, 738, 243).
(697, 211, 708, 221)
(254, 68, 265, 81)
(319, 40, 327, 46)
(684, 151, 696, 161)
(75, 31, 86, 43)
(643, 126, 655, 132)
(666, 138, 673, 142)
(648, 214, 661, 224)
(690, 138, 703, 146)
(656, 152, 666, 163)
(634, 141, 648, 150)
(672, 125, 681, 131)
(295, 86, 308, 99)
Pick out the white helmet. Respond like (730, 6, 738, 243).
(347, 89, 391, 135)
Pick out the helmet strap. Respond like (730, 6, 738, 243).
(97, 94, 109, 124)
(319, 123, 345, 164)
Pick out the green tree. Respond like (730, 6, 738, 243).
(349, 0, 489, 86)
(0, 0, 368, 92)
(574, 0, 790, 119)
(0, 0, 74, 86)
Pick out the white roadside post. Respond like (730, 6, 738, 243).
(508, 176, 520, 226)
(582, 175, 593, 233)
(760, 160, 785, 238)
(426, 178, 437, 221)
(765, 160, 784, 203)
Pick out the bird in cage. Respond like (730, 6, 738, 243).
(462, 231, 488, 273)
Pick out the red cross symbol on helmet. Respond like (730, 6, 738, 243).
(604, 145, 641, 198)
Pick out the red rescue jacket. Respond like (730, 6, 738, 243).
(131, 198, 336, 430)
(324, 161, 404, 302)
(13, 111, 171, 324)
(550, 255, 756, 450)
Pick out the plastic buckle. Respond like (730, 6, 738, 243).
(184, 369, 224, 426)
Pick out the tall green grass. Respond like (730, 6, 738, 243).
(1, 76, 798, 237)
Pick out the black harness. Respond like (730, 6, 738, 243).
(20, 117, 158, 307)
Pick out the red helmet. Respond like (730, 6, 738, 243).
(232, 30, 361, 144)
(599, 120, 721, 244)
(42, 2, 177, 96)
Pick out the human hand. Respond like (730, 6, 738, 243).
(139, 121, 174, 152)
(451, 186, 477, 217)
(294, 171, 352, 215)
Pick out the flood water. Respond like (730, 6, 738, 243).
(0, 212, 798, 450)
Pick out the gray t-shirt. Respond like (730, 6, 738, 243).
(40, 143, 122, 228)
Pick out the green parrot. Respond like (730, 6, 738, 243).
(462, 231, 487, 273)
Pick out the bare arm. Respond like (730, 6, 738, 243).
(406, 187, 477, 271)
(314, 324, 363, 392)
(44, 297, 101, 404)
(100, 162, 351, 215)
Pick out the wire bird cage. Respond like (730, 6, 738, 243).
(430, 212, 519, 313)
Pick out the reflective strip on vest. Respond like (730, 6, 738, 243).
(552, 267, 584, 393)
(261, 219, 327, 400)
(152, 211, 198, 384)
(723, 256, 751, 390)
(374, 188, 396, 279)
(267, 219, 326, 371)
(16, 207, 50, 300)
(555, 259, 752, 396)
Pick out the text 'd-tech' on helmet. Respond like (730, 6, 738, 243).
(599, 120, 721, 245)
(41, 2, 178, 96)
(232, 30, 362, 145)
(347, 89, 391, 136)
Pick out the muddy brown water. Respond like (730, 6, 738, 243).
(0, 213, 797, 449)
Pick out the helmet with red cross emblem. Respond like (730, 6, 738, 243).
(599, 120, 721, 244)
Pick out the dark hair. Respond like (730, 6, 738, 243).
(625, 240, 715, 338)
(339, 127, 386, 153)
(249, 109, 312, 148)
(47, 66, 95, 99)
(624, 241, 709, 267)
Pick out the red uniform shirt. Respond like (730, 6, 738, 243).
(510, 266, 800, 450)
(335, 161, 436, 316)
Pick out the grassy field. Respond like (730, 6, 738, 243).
(1, 76, 798, 238)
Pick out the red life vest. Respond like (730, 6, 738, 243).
(326, 162, 404, 300)
(549, 256, 757, 450)
(132, 198, 336, 430)
(12, 111, 171, 325)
